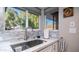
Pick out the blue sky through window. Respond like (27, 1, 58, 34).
(46, 18, 56, 25)
(46, 18, 53, 25)
(10, 7, 22, 15)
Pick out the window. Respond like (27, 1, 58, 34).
(46, 17, 58, 30)
(5, 7, 26, 30)
(46, 12, 59, 30)
(28, 13, 39, 29)
(46, 17, 54, 30)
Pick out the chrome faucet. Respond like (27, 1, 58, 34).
(24, 27, 33, 40)
(24, 28, 28, 40)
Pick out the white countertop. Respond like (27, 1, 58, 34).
(0, 38, 59, 52)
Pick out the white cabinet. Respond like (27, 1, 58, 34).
(51, 42, 59, 52)
(39, 45, 52, 52)
(38, 41, 59, 52)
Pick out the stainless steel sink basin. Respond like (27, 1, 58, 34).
(11, 40, 45, 52)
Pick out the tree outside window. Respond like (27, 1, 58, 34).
(28, 13, 39, 29)
(5, 8, 26, 30)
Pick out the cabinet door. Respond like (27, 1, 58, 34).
(39, 45, 52, 52)
(37, 41, 59, 52)
(51, 42, 58, 52)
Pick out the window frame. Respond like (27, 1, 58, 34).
(5, 7, 40, 31)
(45, 16, 59, 30)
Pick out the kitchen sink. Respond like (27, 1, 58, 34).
(11, 40, 45, 52)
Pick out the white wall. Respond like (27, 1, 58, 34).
(59, 7, 79, 52)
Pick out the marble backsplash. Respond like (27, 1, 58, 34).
(0, 30, 59, 41)
(30, 30, 59, 39)
(0, 30, 25, 41)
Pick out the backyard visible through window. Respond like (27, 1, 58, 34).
(46, 17, 58, 30)
(5, 8, 26, 30)
(46, 12, 59, 30)
(46, 18, 55, 30)
(28, 13, 39, 29)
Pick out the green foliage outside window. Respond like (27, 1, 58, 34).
(5, 7, 39, 30)
(28, 13, 39, 29)
(5, 8, 26, 30)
